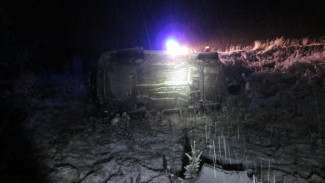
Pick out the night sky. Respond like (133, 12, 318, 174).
(1, 0, 324, 72)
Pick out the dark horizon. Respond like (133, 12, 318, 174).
(1, 0, 325, 72)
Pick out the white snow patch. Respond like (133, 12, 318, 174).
(196, 164, 251, 183)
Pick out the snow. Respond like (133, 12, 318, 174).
(196, 164, 251, 183)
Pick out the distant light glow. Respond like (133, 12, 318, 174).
(165, 38, 188, 56)
(180, 46, 189, 55)
(166, 39, 180, 56)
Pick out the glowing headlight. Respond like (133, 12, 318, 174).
(165, 38, 188, 56)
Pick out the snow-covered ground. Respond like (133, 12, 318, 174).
(1, 41, 324, 182)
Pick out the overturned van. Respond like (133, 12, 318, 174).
(95, 48, 225, 113)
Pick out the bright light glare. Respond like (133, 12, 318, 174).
(180, 46, 188, 55)
(165, 39, 188, 56)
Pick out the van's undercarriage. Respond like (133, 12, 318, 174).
(95, 48, 224, 114)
